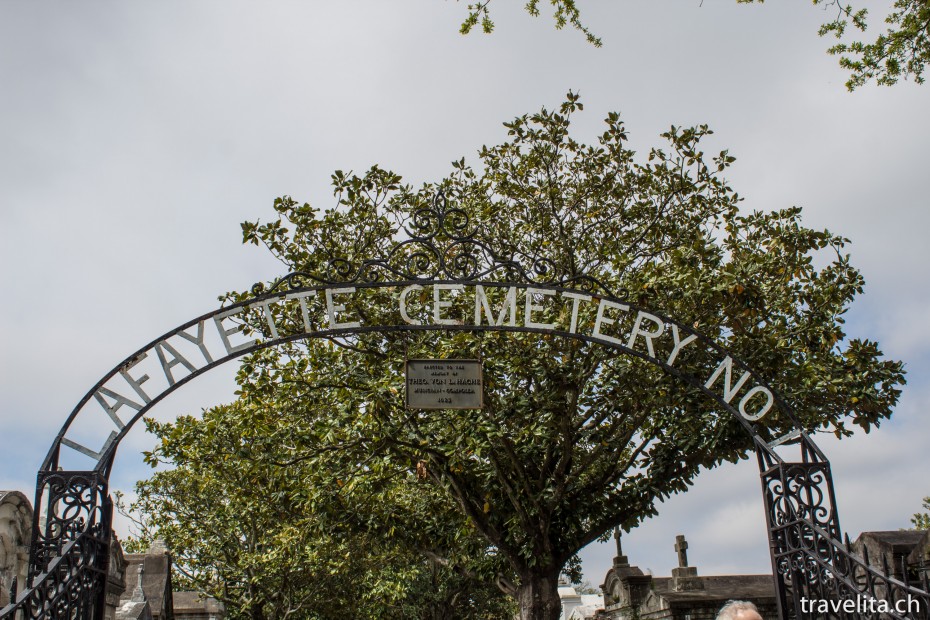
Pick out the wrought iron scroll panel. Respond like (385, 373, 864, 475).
(758, 436, 930, 619)
(1, 466, 111, 620)
(5, 191, 929, 619)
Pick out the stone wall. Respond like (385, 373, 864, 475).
(0, 491, 32, 608)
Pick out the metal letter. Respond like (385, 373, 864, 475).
(524, 288, 556, 330)
(592, 299, 630, 346)
(93, 387, 143, 429)
(213, 307, 253, 355)
(704, 356, 751, 403)
(666, 324, 698, 367)
(154, 340, 197, 387)
(399, 284, 423, 325)
(177, 321, 215, 364)
(249, 297, 282, 339)
(627, 311, 664, 359)
(433, 284, 464, 325)
(283, 290, 317, 332)
(118, 354, 152, 404)
(560, 291, 592, 334)
(325, 287, 361, 329)
(739, 385, 773, 420)
(61, 431, 118, 461)
(474, 285, 517, 327)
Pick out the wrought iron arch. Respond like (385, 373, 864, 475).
(42, 281, 795, 473)
(3, 192, 927, 619)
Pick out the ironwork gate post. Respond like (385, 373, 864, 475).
(758, 434, 845, 619)
(1, 443, 114, 620)
(758, 435, 930, 619)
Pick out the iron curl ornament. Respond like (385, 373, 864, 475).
(252, 191, 620, 298)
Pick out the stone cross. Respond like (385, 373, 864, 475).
(674, 534, 689, 568)
(614, 527, 623, 557)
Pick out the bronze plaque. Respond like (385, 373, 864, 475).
(406, 359, 483, 410)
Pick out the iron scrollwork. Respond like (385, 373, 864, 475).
(0, 472, 111, 620)
(27, 473, 108, 581)
(253, 191, 620, 298)
(759, 436, 930, 618)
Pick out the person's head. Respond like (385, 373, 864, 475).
(717, 600, 763, 620)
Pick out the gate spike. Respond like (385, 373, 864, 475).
(862, 544, 870, 567)
(882, 552, 890, 578)
(844, 533, 851, 551)
(902, 556, 910, 587)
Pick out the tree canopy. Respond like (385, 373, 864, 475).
(458, 0, 601, 47)
(749, 0, 930, 89)
(457, 0, 930, 90)
(129, 94, 904, 620)
(914, 497, 930, 530)
(124, 402, 516, 620)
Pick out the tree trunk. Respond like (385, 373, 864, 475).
(516, 570, 562, 620)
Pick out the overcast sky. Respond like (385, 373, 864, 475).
(2, 0, 929, 588)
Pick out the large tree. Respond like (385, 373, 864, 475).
(128, 94, 903, 620)
(456, 0, 930, 89)
(212, 93, 904, 620)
